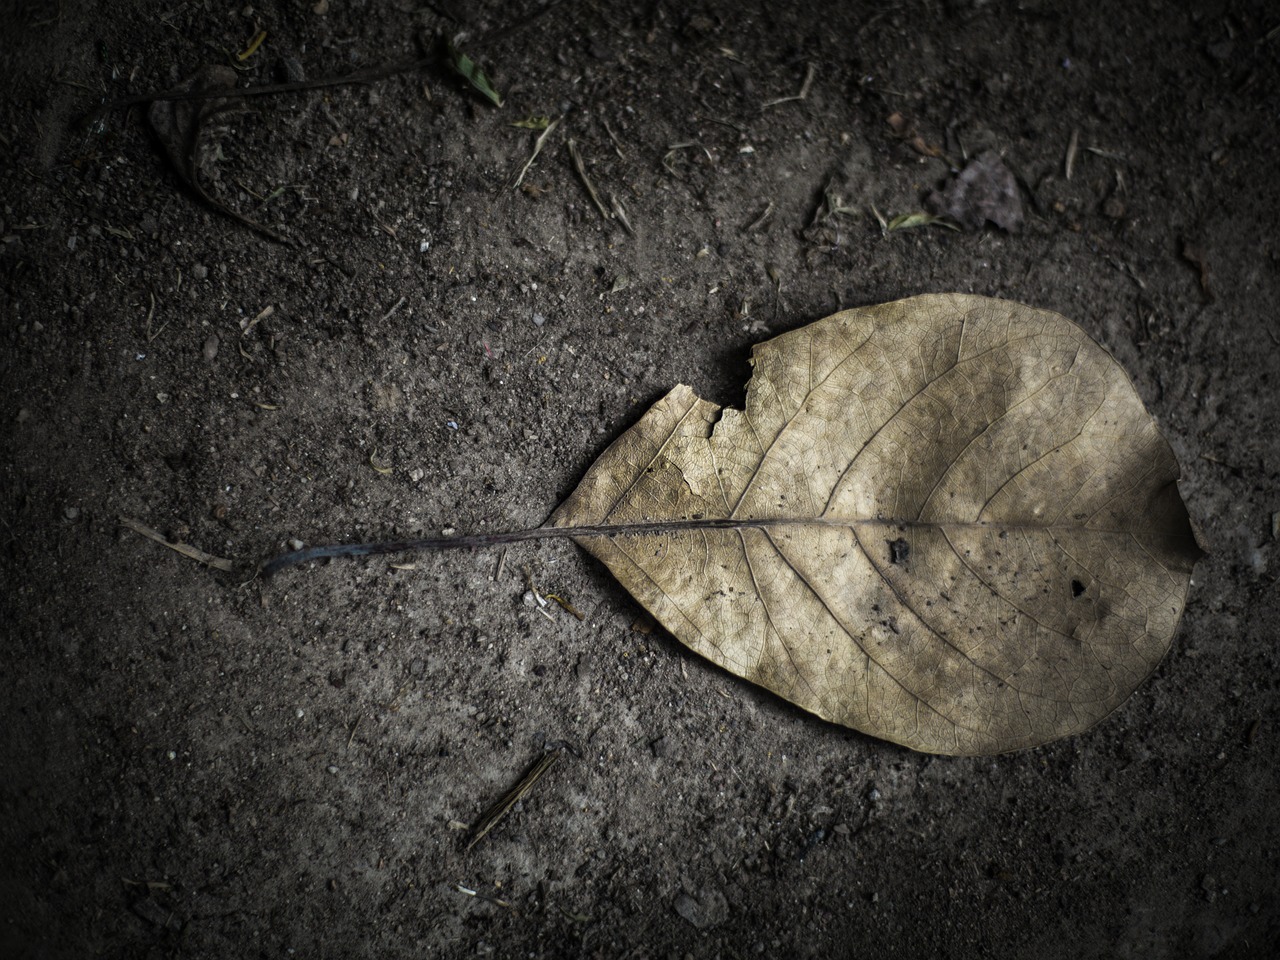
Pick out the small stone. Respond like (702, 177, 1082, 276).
(673, 889, 729, 930)
(1206, 40, 1234, 62)
(532, 311, 547, 327)
(868, 786, 882, 802)
(1102, 195, 1126, 219)
(64, 506, 80, 520)
(289, 539, 305, 551)
(327, 765, 338, 774)
(192, 264, 209, 280)
(408, 467, 424, 482)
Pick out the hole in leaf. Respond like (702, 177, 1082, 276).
(888, 538, 910, 565)
(1071, 579, 1086, 598)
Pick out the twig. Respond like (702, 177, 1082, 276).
(119, 516, 236, 572)
(455, 884, 513, 909)
(380, 296, 407, 322)
(76, 2, 568, 131)
(545, 593, 586, 620)
(467, 746, 563, 852)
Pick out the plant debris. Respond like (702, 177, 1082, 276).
(146, 65, 288, 243)
(467, 746, 564, 851)
(119, 516, 236, 572)
(262, 295, 1202, 756)
(926, 150, 1024, 233)
(446, 40, 503, 107)
(885, 211, 959, 233)
(567, 138, 610, 222)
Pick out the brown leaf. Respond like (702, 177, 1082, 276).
(147, 65, 287, 243)
(550, 294, 1201, 755)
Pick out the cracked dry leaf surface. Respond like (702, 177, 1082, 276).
(551, 294, 1202, 754)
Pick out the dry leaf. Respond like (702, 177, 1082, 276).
(550, 294, 1201, 754)
(147, 66, 287, 243)
(927, 151, 1023, 233)
(264, 294, 1202, 755)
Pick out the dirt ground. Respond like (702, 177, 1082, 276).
(2, 0, 1278, 957)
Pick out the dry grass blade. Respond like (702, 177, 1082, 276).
(511, 116, 561, 189)
(567, 139, 610, 221)
(763, 62, 815, 108)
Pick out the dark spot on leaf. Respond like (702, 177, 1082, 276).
(888, 538, 910, 565)
(1071, 579, 1085, 598)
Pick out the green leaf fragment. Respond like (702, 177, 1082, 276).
(447, 41, 503, 107)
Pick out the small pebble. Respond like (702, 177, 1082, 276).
(192, 264, 209, 280)
(289, 539, 304, 551)
(203, 334, 220, 361)
(327, 765, 338, 774)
